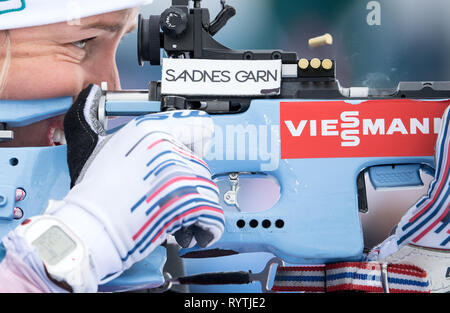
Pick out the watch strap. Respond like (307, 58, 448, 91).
(0, 242, 6, 263)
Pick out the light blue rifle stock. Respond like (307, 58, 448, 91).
(0, 88, 447, 291)
(101, 89, 449, 266)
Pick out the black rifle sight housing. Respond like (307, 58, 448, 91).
(137, 0, 298, 66)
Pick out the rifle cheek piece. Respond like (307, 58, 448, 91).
(0, 98, 73, 236)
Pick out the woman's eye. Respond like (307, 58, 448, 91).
(72, 40, 87, 49)
(72, 37, 95, 49)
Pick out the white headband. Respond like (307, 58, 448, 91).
(0, 0, 154, 30)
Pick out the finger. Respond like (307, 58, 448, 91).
(192, 207, 225, 248)
(65, 84, 106, 137)
(173, 226, 195, 248)
(143, 151, 218, 199)
(130, 110, 215, 159)
(147, 137, 213, 180)
(191, 224, 215, 248)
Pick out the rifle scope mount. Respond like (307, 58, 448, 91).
(137, 0, 298, 66)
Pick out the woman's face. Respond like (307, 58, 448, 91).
(0, 8, 138, 147)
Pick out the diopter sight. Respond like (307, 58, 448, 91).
(137, 0, 297, 66)
(138, 0, 237, 65)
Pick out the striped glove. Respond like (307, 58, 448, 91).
(367, 105, 449, 292)
(46, 84, 225, 284)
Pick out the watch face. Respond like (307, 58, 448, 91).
(32, 225, 76, 266)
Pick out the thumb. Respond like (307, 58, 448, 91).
(63, 84, 106, 187)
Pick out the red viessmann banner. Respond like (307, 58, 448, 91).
(280, 99, 450, 159)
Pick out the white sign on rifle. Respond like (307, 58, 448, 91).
(161, 58, 282, 96)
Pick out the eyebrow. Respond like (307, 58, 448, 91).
(80, 20, 137, 34)
(80, 23, 125, 33)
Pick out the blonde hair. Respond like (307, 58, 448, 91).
(0, 30, 11, 97)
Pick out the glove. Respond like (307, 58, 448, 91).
(367, 105, 449, 292)
(46, 84, 225, 284)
